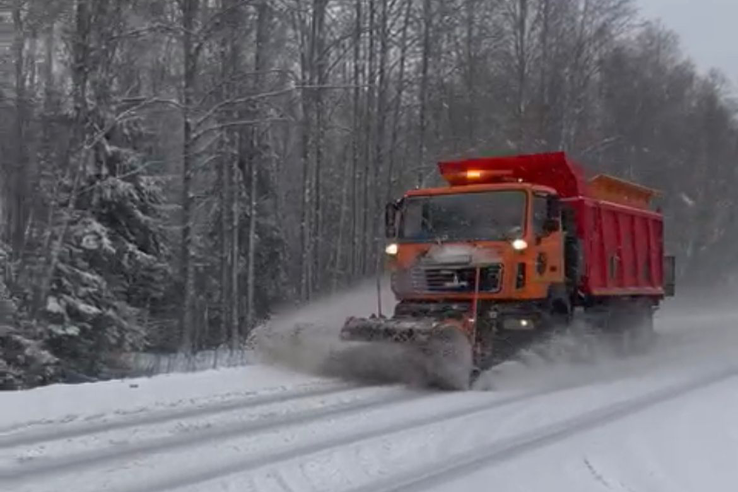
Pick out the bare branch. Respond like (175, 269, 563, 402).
(192, 117, 288, 141)
(194, 85, 371, 128)
(82, 98, 185, 152)
(194, 88, 296, 128)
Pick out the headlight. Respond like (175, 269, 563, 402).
(385, 243, 399, 255)
(511, 239, 528, 251)
(502, 318, 535, 330)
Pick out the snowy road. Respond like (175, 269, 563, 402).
(3, 307, 738, 492)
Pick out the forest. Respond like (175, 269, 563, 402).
(1, 0, 737, 388)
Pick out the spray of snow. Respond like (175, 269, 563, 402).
(680, 192, 696, 207)
(249, 278, 738, 393)
(247, 279, 409, 384)
(479, 303, 738, 392)
(247, 278, 474, 390)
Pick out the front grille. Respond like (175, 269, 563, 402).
(399, 265, 503, 294)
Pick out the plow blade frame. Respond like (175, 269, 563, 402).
(340, 316, 444, 344)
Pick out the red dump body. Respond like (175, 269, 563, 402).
(438, 152, 665, 299)
(569, 196, 664, 297)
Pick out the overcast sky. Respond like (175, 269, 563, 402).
(637, 0, 738, 86)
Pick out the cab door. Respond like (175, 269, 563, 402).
(531, 192, 565, 286)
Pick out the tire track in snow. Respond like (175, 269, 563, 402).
(102, 365, 738, 492)
(106, 384, 576, 492)
(351, 365, 738, 492)
(0, 381, 356, 449)
(0, 386, 417, 481)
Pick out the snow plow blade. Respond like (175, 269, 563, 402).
(340, 316, 474, 391)
(340, 316, 441, 344)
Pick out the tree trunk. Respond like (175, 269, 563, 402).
(226, 0, 241, 348)
(299, 119, 312, 301)
(218, 1, 232, 346)
(219, 133, 231, 345)
(350, 0, 362, 280)
(361, 0, 375, 275)
(245, 137, 256, 332)
(465, 0, 477, 147)
(35, 0, 92, 316)
(298, 6, 313, 301)
(246, 0, 271, 332)
(515, 0, 529, 148)
(311, 0, 328, 292)
(538, 0, 551, 146)
(417, 0, 432, 186)
(372, 0, 389, 276)
(332, 143, 351, 291)
(11, 0, 29, 254)
(230, 144, 240, 347)
(386, 0, 411, 201)
(180, 0, 200, 352)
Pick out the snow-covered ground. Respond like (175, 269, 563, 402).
(3, 292, 738, 492)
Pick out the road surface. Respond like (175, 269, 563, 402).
(2, 305, 738, 492)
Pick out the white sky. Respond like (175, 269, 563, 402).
(637, 0, 738, 86)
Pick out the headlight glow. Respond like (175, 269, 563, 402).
(511, 239, 528, 251)
(385, 243, 399, 255)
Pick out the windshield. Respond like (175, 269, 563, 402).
(398, 191, 526, 242)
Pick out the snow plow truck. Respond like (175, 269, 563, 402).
(340, 152, 676, 389)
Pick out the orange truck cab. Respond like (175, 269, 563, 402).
(341, 152, 675, 375)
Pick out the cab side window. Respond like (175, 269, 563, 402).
(532, 194, 549, 236)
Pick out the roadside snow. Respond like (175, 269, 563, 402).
(0, 365, 330, 433)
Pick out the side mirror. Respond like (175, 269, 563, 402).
(385, 201, 399, 238)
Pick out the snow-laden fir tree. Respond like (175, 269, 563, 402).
(39, 109, 172, 378)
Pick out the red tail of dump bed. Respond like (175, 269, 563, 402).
(438, 151, 665, 299)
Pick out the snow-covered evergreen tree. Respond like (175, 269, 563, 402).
(0, 242, 60, 389)
(39, 111, 172, 377)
